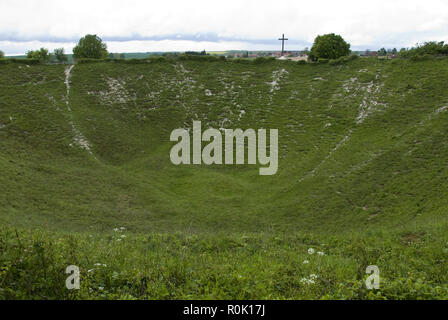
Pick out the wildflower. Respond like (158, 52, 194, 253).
(308, 248, 315, 255)
(317, 251, 325, 256)
(98, 286, 104, 291)
(300, 277, 315, 285)
(117, 238, 122, 242)
(303, 260, 310, 264)
(113, 228, 119, 232)
(94, 263, 107, 267)
(120, 235, 126, 238)
(88, 269, 94, 273)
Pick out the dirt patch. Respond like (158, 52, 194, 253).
(401, 232, 426, 245)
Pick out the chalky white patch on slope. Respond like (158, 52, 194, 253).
(173, 63, 199, 130)
(64, 65, 74, 111)
(94, 77, 136, 105)
(342, 76, 387, 124)
(64, 65, 94, 156)
(174, 63, 197, 93)
(356, 82, 386, 124)
(268, 69, 289, 93)
(238, 110, 246, 121)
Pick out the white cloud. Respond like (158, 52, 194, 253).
(2, 0, 448, 54)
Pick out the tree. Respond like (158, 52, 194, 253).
(398, 41, 448, 58)
(309, 33, 351, 61)
(54, 48, 68, 63)
(27, 48, 50, 62)
(378, 48, 387, 56)
(73, 34, 108, 59)
(185, 51, 207, 56)
(0, 50, 4, 59)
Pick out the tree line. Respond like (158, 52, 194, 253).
(2, 34, 448, 63)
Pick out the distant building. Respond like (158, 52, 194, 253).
(360, 50, 378, 57)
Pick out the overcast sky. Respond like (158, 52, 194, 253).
(2, 0, 448, 55)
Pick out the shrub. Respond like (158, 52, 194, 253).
(26, 48, 50, 63)
(399, 41, 448, 58)
(54, 48, 68, 63)
(73, 35, 108, 60)
(410, 54, 434, 62)
(145, 56, 168, 63)
(122, 58, 146, 64)
(0, 58, 40, 65)
(231, 58, 252, 64)
(75, 56, 172, 65)
(329, 54, 359, 65)
(309, 33, 351, 61)
(253, 57, 276, 64)
(178, 54, 219, 62)
(76, 58, 106, 64)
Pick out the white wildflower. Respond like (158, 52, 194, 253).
(303, 260, 310, 264)
(94, 263, 107, 267)
(300, 277, 316, 285)
(308, 248, 315, 255)
(317, 251, 325, 256)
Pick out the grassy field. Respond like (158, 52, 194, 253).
(0, 57, 447, 299)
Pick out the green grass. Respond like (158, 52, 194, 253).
(1, 57, 448, 299)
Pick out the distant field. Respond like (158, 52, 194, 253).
(0, 57, 447, 299)
(208, 51, 228, 55)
